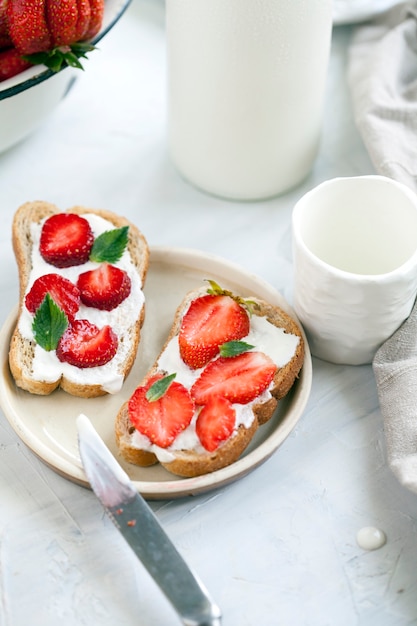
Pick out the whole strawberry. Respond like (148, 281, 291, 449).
(0, 0, 12, 49)
(0, 0, 104, 82)
(0, 46, 31, 80)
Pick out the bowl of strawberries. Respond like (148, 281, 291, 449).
(0, 0, 131, 153)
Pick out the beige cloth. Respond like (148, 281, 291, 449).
(373, 300, 417, 494)
(348, 2, 417, 192)
(349, 4, 417, 493)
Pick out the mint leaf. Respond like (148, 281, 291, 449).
(219, 340, 254, 358)
(32, 294, 68, 351)
(146, 373, 176, 402)
(90, 226, 129, 263)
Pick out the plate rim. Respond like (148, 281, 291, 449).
(0, 245, 312, 499)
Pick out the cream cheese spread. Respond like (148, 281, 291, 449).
(18, 213, 145, 394)
(130, 313, 300, 461)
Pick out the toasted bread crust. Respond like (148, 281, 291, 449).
(115, 287, 304, 477)
(9, 201, 149, 398)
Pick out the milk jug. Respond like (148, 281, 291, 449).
(166, 0, 333, 201)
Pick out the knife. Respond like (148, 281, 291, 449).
(77, 413, 222, 626)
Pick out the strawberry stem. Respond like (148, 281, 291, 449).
(205, 279, 257, 315)
(23, 42, 96, 73)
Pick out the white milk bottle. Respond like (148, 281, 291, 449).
(166, 0, 333, 201)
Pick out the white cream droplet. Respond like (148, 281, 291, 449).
(356, 526, 387, 551)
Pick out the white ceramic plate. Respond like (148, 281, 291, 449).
(333, 0, 403, 24)
(0, 247, 312, 500)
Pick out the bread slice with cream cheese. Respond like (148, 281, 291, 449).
(115, 285, 304, 477)
(9, 201, 149, 397)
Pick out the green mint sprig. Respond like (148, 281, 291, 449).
(146, 373, 177, 402)
(32, 293, 68, 351)
(89, 226, 129, 263)
(219, 340, 254, 358)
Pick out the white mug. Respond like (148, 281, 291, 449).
(292, 175, 417, 365)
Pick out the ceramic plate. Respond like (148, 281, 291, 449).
(0, 247, 312, 499)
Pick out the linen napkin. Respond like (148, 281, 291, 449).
(373, 299, 417, 495)
(348, 4, 417, 493)
(348, 1, 417, 192)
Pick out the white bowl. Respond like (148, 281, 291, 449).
(0, 0, 131, 153)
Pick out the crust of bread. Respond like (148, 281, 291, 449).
(9, 201, 149, 398)
(115, 287, 305, 478)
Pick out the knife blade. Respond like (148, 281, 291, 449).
(77, 413, 222, 626)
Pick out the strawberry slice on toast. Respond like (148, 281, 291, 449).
(39, 213, 94, 268)
(179, 293, 250, 369)
(191, 351, 277, 405)
(25, 273, 80, 321)
(77, 263, 131, 311)
(128, 374, 195, 449)
(195, 396, 236, 452)
(57, 319, 118, 368)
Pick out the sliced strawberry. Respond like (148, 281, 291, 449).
(56, 319, 118, 367)
(81, 0, 103, 40)
(46, 0, 78, 47)
(128, 374, 195, 448)
(39, 213, 94, 268)
(191, 351, 277, 405)
(77, 263, 131, 311)
(7, 0, 52, 55)
(179, 294, 250, 369)
(196, 396, 236, 452)
(25, 273, 80, 321)
(0, 46, 32, 81)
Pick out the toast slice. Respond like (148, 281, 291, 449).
(115, 284, 305, 477)
(9, 201, 149, 397)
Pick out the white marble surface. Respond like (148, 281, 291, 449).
(1, 2, 417, 625)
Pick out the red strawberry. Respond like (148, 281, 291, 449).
(191, 351, 277, 405)
(77, 263, 131, 311)
(196, 397, 236, 452)
(5, 0, 104, 77)
(0, 46, 32, 80)
(179, 295, 250, 369)
(7, 0, 52, 55)
(25, 273, 80, 321)
(39, 213, 94, 268)
(75, 0, 91, 41)
(0, 0, 13, 50)
(56, 319, 118, 367)
(44, 0, 95, 46)
(81, 0, 104, 40)
(128, 374, 195, 448)
(46, 0, 79, 47)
